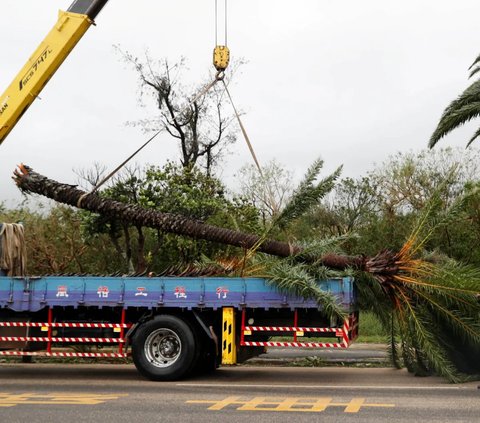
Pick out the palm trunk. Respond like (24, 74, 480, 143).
(13, 165, 381, 273)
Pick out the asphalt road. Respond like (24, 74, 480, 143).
(0, 363, 478, 422)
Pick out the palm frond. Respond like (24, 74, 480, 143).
(437, 78, 480, 119)
(430, 102, 480, 148)
(261, 260, 347, 320)
(350, 182, 480, 383)
(386, 312, 402, 369)
(272, 158, 342, 231)
(467, 53, 480, 72)
(466, 125, 480, 147)
(468, 66, 480, 79)
(429, 79, 480, 147)
(293, 233, 354, 263)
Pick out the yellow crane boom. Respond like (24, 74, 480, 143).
(0, 0, 110, 146)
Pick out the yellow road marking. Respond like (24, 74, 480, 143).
(187, 396, 395, 413)
(345, 397, 366, 413)
(0, 393, 128, 407)
(190, 396, 244, 410)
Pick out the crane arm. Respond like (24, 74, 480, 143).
(0, 0, 110, 146)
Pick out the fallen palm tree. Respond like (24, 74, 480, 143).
(13, 164, 370, 269)
(12, 163, 480, 382)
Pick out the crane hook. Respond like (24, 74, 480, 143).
(213, 45, 230, 72)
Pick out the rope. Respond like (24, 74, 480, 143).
(222, 80, 296, 255)
(89, 130, 163, 196)
(222, 79, 280, 216)
(0, 223, 27, 276)
(77, 72, 225, 207)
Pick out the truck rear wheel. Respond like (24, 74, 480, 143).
(132, 315, 196, 381)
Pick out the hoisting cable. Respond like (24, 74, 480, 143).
(215, 0, 218, 46)
(214, 0, 230, 71)
(215, 0, 228, 46)
(77, 71, 225, 208)
(225, 0, 228, 46)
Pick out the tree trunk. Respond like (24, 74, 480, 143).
(14, 165, 375, 272)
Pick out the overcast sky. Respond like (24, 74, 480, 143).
(1, 0, 480, 207)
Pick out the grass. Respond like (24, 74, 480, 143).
(357, 311, 387, 336)
(356, 311, 387, 343)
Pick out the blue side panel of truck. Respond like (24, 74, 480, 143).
(0, 276, 358, 312)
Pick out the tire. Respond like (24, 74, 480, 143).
(183, 319, 203, 377)
(190, 337, 219, 375)
(184, 318, 219, 376)
(132, 315, 196, 381)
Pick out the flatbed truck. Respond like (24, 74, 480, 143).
(0, 270, 358, 381)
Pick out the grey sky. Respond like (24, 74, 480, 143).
(1, 0, 479, 207)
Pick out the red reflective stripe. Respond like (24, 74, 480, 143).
(240, 341, 347, 348)
(0, 351, 129, 358)
(0, 337, 124, 342)
(0, 322, 132, 328)
(243, 326, 338, 332)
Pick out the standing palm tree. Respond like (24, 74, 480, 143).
(430, 54, 480, 148)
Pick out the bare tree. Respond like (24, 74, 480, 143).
(73, 162, 108, 191)
(235, 159, 295, 226)
(117, 47, 243, 174)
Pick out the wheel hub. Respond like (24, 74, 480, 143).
(145, 328, 182, 368)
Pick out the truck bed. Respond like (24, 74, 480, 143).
(0, 276, 357, 312)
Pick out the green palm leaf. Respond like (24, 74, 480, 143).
(430, 52, 480, 148)
(272, 158, 342, 231)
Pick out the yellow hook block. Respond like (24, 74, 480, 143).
(213, 46, 230, 71)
